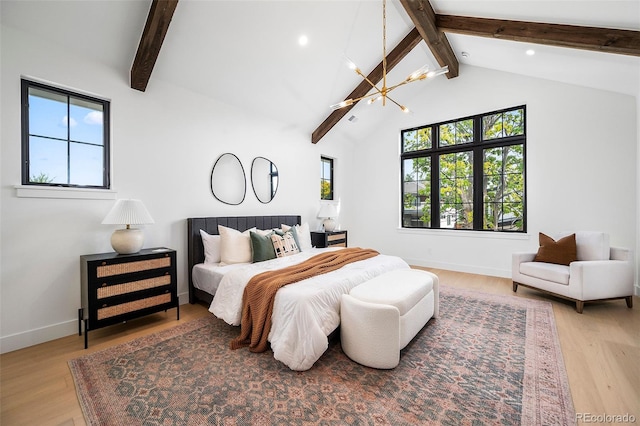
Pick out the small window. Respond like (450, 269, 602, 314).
(482, 109, 524, 140)
(402, 127, 432, 152)
(320, 156, 334, 200)
(439, 119, 473, 147)
(21, 79, 110, 188)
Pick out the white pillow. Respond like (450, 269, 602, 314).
(218, 225, 255, 265)
(282, 223, 312, 250)
(199, 229, 221, 264)
(557, 231, 610, 261)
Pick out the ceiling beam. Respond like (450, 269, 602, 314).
(311, 28, 423, 144)
(130, 0, 179, 92)
(399, 0, 459, 78)
(436, 15, 640, 57)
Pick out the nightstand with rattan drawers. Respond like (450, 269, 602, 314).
(311, 230, 348, 248)
(79, 248, 179, 348)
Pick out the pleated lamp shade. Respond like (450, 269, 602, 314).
(102, 199, 154, 254)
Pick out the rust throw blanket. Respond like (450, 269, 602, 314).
(230, 247, 379, 352)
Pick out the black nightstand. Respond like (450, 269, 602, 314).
(79, 248, 179, 348)
(311, 230, 348, 248)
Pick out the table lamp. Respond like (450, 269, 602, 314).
(102, 199, 154, 254)
(318, 203, 339, 232)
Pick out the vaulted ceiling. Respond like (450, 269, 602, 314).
(3, 0, 639, 144)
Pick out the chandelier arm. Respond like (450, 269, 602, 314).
(331, 91, 385, 110)
(351, 91, 385, 104)
(384, 94, 408, 112)
(354, 69, 385, 94)
(385, 79, 413, 93)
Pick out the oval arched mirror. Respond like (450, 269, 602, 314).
(251, 156, 279, 204)
(210, 153, 246, 205)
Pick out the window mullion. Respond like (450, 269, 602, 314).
(431, 152, 440, 229)
(21, 82, 30, 185)
(66, 95, 71, 185)
(473, 117, 484, 230)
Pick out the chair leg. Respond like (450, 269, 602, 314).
(512, 282, 518, 292)
(625, 296, 633, 309)
(576, 301, 584, 314)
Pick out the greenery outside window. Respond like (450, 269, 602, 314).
(401, 106, 526, 232)
(21, 79, 110, 188)
(321, 156, 334, 200)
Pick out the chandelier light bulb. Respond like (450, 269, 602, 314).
(408, 65, 429, 81)
(330, 99, 355, 111)
(344, 55, 358, 70)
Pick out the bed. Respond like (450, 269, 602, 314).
(187, 215, 410, 370)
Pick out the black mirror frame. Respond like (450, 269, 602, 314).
(251, 156, 279, 204)
(210, 153, 246, 205)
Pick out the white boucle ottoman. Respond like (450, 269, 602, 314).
(340, 269, 439, 369)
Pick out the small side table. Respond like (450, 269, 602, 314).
(311, 230, 348, 248)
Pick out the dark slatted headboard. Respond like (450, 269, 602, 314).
(187, 215, 301, 303)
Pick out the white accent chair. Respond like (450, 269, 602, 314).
(512, 231, 634, 313)
(340, 269, 439, 369)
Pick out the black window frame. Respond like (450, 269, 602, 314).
(401, 105, 526, 232)
(321, 156, 334, 200)
(21, 78, 111, 189)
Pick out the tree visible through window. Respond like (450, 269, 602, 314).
(401, 106, 526, 231)
(321, 156, 333, 200)
(21, 79, 110, 188)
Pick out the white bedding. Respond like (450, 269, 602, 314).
(207, 247, 410, 371)
(192, 262, 248, 296)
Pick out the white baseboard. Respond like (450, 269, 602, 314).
(1, 293, 191, 354)
(405, 257, 511, 279)
(0, 319, 78, 354)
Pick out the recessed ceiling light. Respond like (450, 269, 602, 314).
(298, 35, 309, 46)
(526, 49, 535, 56)
(461, 51, 470, 58)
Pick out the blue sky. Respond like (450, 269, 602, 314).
(28, 88, 104, 186)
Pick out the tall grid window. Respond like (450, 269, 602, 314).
(21, 79, 110, 188)
(321, 156, 334, 200)
(401, 106, 526, 232)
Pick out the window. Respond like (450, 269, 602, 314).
(401, 106, 526, 232)
(21, 79, 110, 188)
(321, 156, 334, 200)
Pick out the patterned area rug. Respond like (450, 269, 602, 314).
(69, 286, 575, 425)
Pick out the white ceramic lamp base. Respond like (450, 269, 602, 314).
(111, 228, 144, 254)
(323, 218, 337, 232)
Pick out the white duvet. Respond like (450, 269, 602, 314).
(209, 247, 409, 371)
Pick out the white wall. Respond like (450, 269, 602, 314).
(340, 65, 638, 281)
(0, 24, 352, 353)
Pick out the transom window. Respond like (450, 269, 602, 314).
(401, 106, 526, 232)
(21, 79, 110, 188)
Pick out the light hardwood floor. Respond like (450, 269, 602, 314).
(1, 269, 638, 425)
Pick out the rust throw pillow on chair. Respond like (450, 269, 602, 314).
(534, 233, 578, 266)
